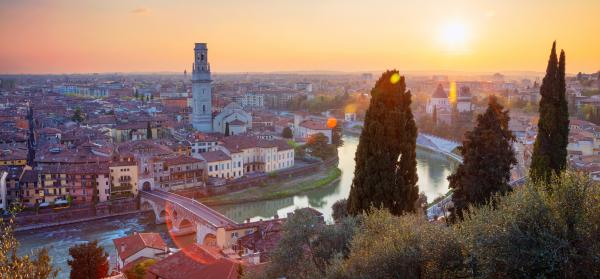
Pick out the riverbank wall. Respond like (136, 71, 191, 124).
(174, 157, 339, 200)
(11, 198, 139, 232)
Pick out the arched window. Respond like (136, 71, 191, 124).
(203, 105, 206, 112)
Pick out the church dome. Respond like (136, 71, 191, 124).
(432, 84, 447, 98)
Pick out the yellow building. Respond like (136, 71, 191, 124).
(109, 159, 139, 199)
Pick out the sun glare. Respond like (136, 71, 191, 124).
(439, 21, 469, 52)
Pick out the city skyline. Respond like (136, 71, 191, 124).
(1, 0, 600, 74)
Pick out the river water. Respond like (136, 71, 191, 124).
(15, 135, 457, 277)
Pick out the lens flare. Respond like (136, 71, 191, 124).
(449, 81, 457, 104)
(390, 73, 400, 84)
(344, 103, 357, 113)
(327, 118, 337, 129)
(162, 202, 214, 264)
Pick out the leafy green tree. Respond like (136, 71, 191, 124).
(304, 133, 336, 160)
(0, 211, 59, 278)
(448, 96, 516, 220)
(457, 172, 600, 278)
(348, 70, 419, 216)
(328, 208, 467, 279)
(266, 208, 358, 279)
(67, 240, 109, 279)
(281, 126, 293, 139)
(71, 107, 84, 123)
(146, 122, 153, 139)
(530, 42, 569, 182)
(125, 258, 156, 279)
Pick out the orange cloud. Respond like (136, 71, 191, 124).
(131, 7, 149, 14)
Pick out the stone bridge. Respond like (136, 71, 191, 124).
(140, 190, 237, 245)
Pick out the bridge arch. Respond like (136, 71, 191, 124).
(203, 233, 217, 246)
(179, 219, 194, 229)
(141, 200, 153, 211)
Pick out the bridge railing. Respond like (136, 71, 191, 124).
(140, 190, 237, 227)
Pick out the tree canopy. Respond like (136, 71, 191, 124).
(282, 126, 293, 139)
(67, 240, 109, 279)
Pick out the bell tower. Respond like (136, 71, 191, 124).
(191, 43, 213, 132)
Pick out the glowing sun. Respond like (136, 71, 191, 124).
(438, 21, 470, 52)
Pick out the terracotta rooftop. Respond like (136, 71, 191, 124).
(299, 119, 329, 130)
(432, 84, 447, 98)
(147, 244, 241, 279)
(162, 155, 203, 165)
(112, 232, 167, 262)
(199, 150, 232, 163)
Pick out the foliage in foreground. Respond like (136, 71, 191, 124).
(125, 258, 157, 279)
(261, 208, 359, 279)
(0, 212, 59, 279)
(261, 171, 600, 279)
(68, 240, 109, 279)
(457, 172, 600, 278)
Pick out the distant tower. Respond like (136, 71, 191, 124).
(191, 43, 213, 132)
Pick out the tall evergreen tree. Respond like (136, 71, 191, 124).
(332, 121, 344, 147)
(432, 105, 437, 127)
(281, 126, 293, 139)
(529, 42, 569, 182)
(347, 70, 418, 216)
(224, 122, 230, 136)
(448, 96, 516, 220)
(146, 122, 152, 139)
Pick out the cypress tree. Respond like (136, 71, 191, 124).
(448, 96, 516, 219)
(529, 42, 569, 182)
(347, 70, 418, 216)
(146, 122, 152, 139)
(224, 122, 230, 136)
(432, 105, 437, 127)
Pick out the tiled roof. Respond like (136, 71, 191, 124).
(147, 244, 241, 279)
(200, 150, 232, 163)
(112, 233, 167, 262)
(299, 119, 329, 130)
(162, 155, 203, 165)
(432, 84, 447, 98)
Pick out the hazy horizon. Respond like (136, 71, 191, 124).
(1, 0, 599, 74)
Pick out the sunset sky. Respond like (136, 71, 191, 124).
(1, 0, 599, 74)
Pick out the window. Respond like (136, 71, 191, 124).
(209, 166, 213, 172)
